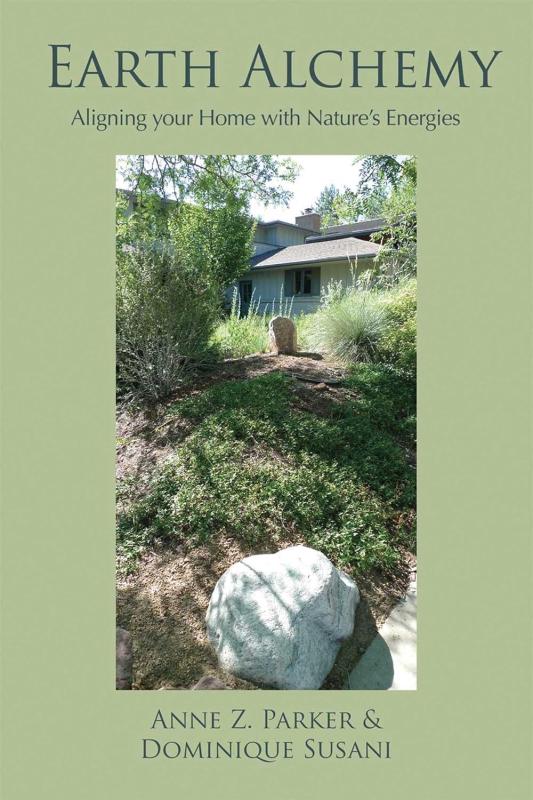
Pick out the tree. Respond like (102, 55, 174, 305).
(170, 194, 254, 292)
(313, 155, 416, 225)
(312, 164, 392, 228)
(362, 156, 417, 284)
(119, 154, 298, 207)
(116, 218, 219, 403)
(314, 184, 342, 226)
(312, 155, 417, 284)
(116, 157, 263, 402)
(356, 155, 413, 195)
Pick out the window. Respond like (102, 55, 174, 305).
(284, 267, 320, 298)
(239, 280, 253, 304)
(294, 269, 313, 295)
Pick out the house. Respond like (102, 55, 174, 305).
(117, 189, 385, 315)
(234, 211, 385, 315)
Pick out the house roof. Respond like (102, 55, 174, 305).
(251, 236, 380, 270)
(306, 218, 386, 243)
(256, 219, 318, 234)
(250, 247, 284, 267)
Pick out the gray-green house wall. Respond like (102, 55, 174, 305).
(255, 222, 311, 248)
(231, 257, 376, 315)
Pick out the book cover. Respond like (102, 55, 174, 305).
(1, 1, 531, 799)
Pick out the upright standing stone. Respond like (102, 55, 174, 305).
(269, 316, 297, 355)
(205, 545, 359, 689)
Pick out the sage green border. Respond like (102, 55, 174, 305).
(1, 2, 532, 798)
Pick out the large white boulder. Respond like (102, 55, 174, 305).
(205, 545, 359, 689)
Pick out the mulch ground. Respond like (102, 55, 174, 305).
(116, 352, 416, 690)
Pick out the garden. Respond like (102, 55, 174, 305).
(115, 154, 417, 689)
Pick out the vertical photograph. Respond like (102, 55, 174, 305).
(115, 155, 417, 691)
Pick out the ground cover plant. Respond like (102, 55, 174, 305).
(117, 364, 415, 575)
(116, 352, 416, 689)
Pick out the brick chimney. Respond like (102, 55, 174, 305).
(295, 208, 321, 232)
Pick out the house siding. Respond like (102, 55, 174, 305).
(231, 257, 375, 316)
(256, 222, 311, 247)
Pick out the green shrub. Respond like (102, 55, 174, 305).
(379, 279, 417, 378)
(307, 291, 388, 364)
(116, 191, 254, 403)
(116, 244, 218, 403)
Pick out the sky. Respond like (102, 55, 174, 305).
(251, 155, 361, 223)
(116, 154, 362, 222)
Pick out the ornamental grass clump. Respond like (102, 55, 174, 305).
(308, 290, 388, 364)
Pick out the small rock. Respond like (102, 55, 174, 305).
(269, 316, 297, 355)
(206, 545, 359, 690)
(116, 627, 133, 690)
(192, 676, 227, 690)
(158, 684, 184, 690)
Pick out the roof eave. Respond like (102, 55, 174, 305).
(257, 220, 318, 234)
(251, 251, 378, 271)
(305, 228, 384, 243)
